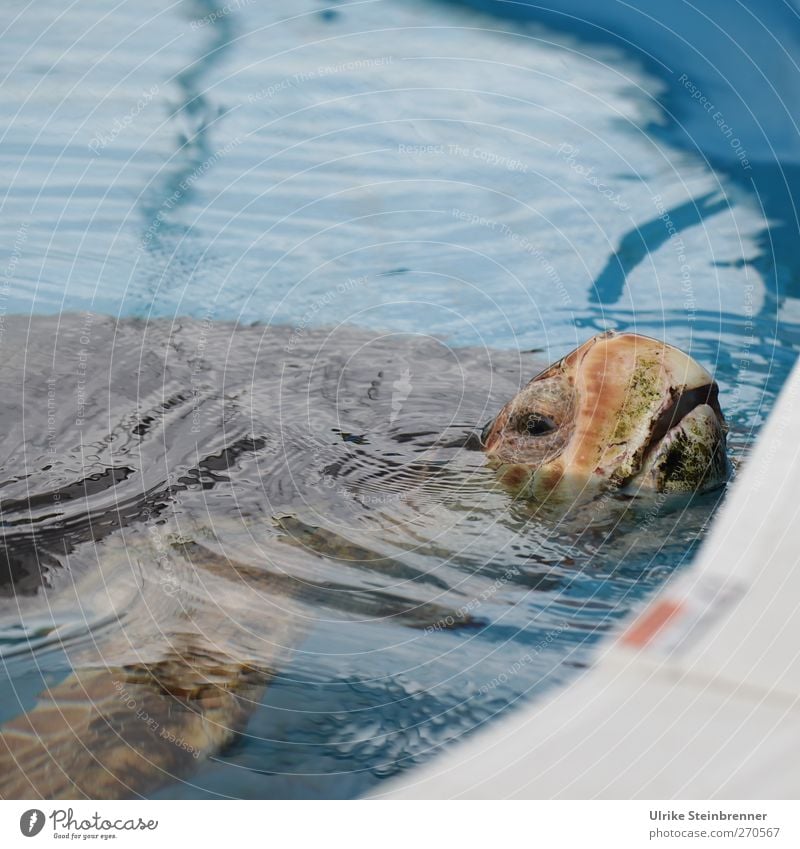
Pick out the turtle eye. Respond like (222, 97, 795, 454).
(522, 413, 557, 436)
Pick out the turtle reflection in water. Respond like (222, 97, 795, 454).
(0, 317, 728, 798)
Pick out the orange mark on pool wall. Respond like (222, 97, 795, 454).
(621, 599, 684, 648)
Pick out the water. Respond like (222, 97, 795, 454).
(0, 0, 798, 798)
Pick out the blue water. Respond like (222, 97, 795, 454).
(1, 0, 799, 798)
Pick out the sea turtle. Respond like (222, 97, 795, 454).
(0, 317, 727, 799)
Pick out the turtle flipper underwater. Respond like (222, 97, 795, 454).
(0, 523, 299, 799)
(0, 514, 480, 799)
(0, 317, 728, 799)
(0, 655, 266, 799)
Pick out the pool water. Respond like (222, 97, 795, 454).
(0, 0, 798, 799)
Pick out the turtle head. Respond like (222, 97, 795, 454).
(482, 331, 729, 499)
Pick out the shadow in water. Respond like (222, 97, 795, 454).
(138, 0, 239, 302)
(590, 192, 729, 305)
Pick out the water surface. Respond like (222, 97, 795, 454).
(0, 0, 798, 798)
